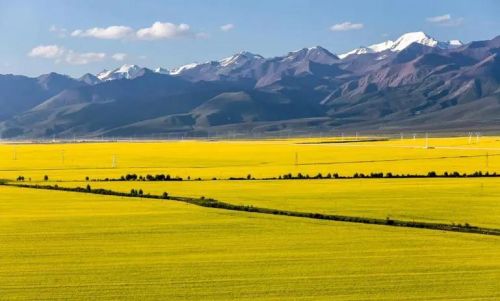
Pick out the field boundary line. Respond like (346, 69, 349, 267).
(3, 182, 500, 237)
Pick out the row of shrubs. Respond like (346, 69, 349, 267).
(84, 170, 499, 182)
(16, 175, 49, 182)
(11, 183, 171, 200)
(274, 171, 499, 180)
(5, 182, 499, 236)
(120, 174, 184, 181)
(15, 170, 499, 183)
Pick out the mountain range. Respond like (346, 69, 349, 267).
(1, 31, 499, 138)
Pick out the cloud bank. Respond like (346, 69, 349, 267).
(71, 25, 134, 39)
(28, 45, 106, 65)
(330, 22, 364, 32)
(28, 45, 65, 59)
(71, 22, 194, 40)
(426, 14, 463, 26)
(220, 23, 235, 32)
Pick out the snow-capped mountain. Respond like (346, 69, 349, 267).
(97, 64, 147, 81)
(3, 32, 500, 138)
(339, 31, 463, 59)
(219, 51, 264, 67)
(165, 51, 266, 81)
(337, 47, 374, 59)
(154, 67, 169, 74)
(79, 73, 101, 85)
(282, 46, 339, 64)
(87, 32, 464, 82)
(169, 63, 199, 75)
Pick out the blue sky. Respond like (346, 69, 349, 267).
(0, 0, 499, 77)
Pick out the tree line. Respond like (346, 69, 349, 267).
(14, 170, 499, 183)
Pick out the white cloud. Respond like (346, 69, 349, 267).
(71, 25, 134, 39)
(69, 22, 200, 41)
(136, 22, 191, 40)
(49, 25, 67, 38)
(28, 45, 65, 59)
(28, 45, 106, 65)
(220, 23, 235, 32)
(65, 51, 106, 65)
(426, 14, 464, 26)
(427, 14, 451, 23)
(112, 53, 127, 61)
(330, 22, 364, 32)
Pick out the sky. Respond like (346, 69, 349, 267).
(0, 0, 499, 77)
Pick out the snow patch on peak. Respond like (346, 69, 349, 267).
(116, 64, 141, 73)
(219, 51, 263, 67)
(338, 47, 373, 59)
(79, 73, 101, 85)
(368, 40, 395, 52)
(154, 67, 169, 74)
(391, 31, 437, 51)
(97, 64, 145, 81)
(96, 69, 112, 80)
(339, 31, 463, 59)
(169, 63, 199, 75)
(285, 46, 338, 63)
(448, 40, 463, 47)
(307, 46, 330, 52)
(288, 46, 331, 56)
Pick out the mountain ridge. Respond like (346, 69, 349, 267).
(0, 32, 499, 138)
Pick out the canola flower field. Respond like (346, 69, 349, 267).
(58, 177, 500, 229)
(1, 135, 499, 299)
(0, 136, 498, 181)
(1, 186, 499, 300)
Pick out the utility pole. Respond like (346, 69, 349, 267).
(112, 155, 117, 168)
(425, 133, 429, 149)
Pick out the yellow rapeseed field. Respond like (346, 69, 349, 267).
(1, 186, 499, 300)
(0, 136, 498, 181)
(59, 177, 500, 228)
(1, 136, 499, 299)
